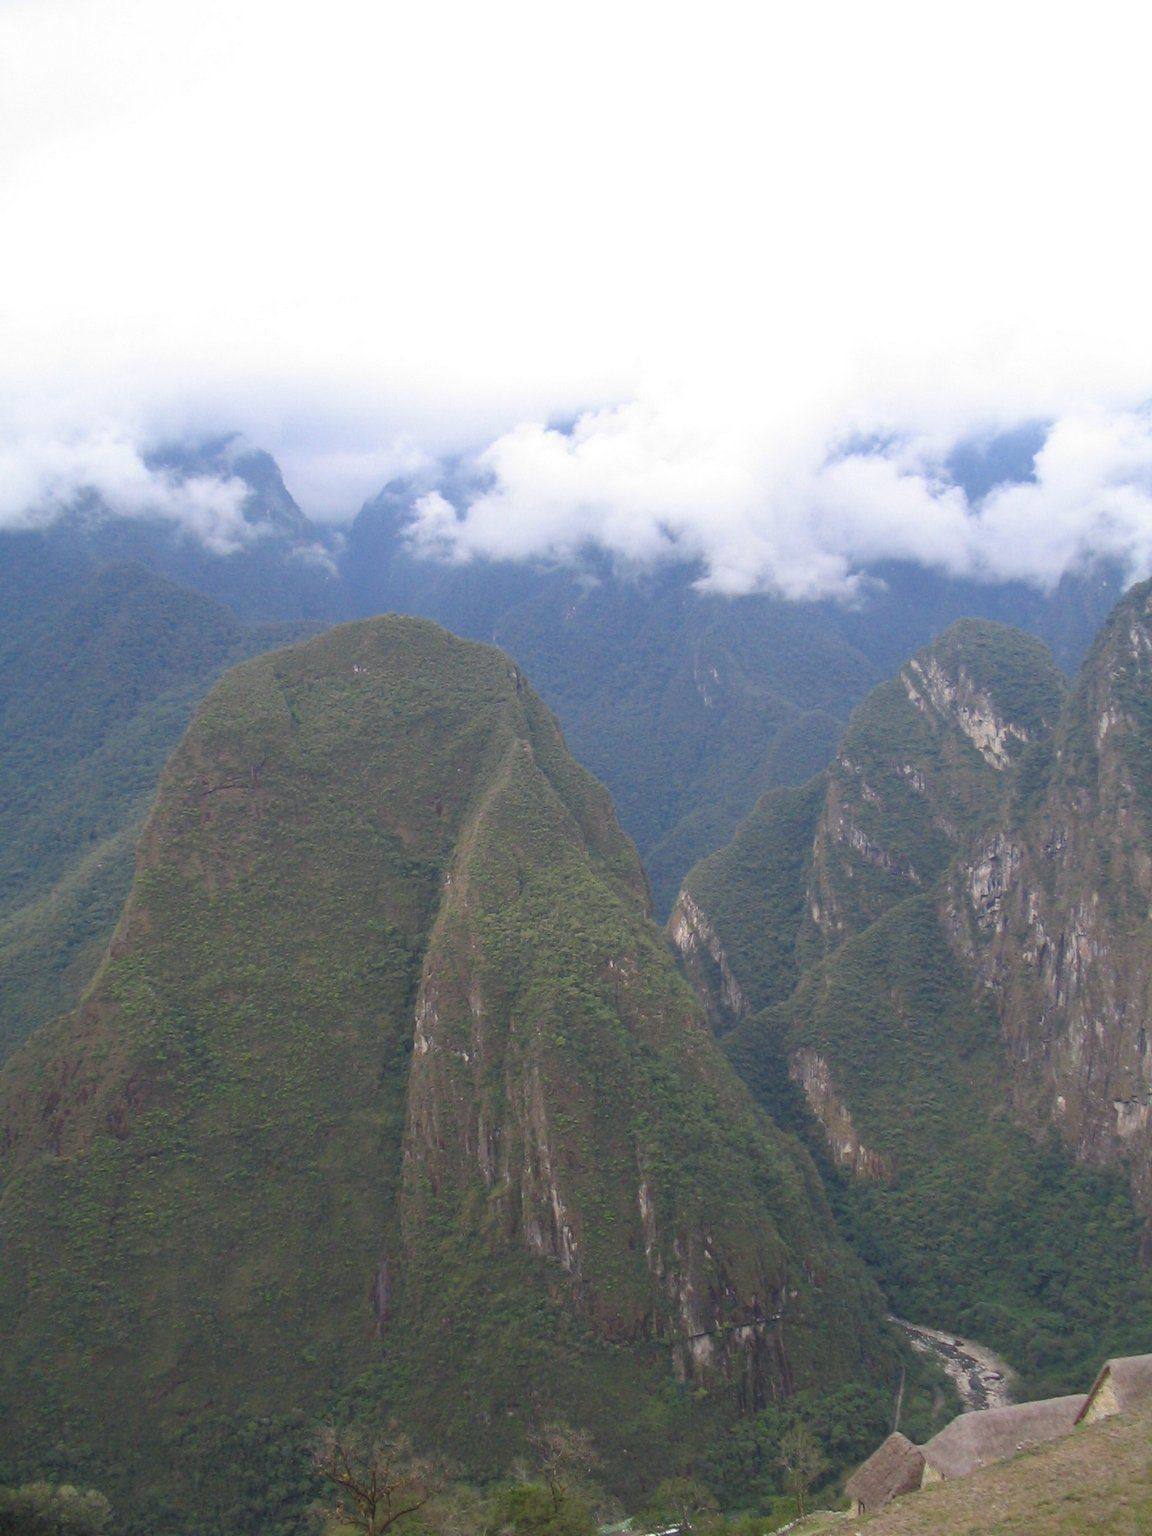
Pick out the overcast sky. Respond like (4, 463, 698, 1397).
(4, 0, 1152, 595)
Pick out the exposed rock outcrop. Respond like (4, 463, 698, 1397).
(789, 1048, 891, 1180)
(668, 889, 747, 1019)
(803, 621, 1064, 950)
(947, 580, 1152, 1215)
(902, 653, 1032, 769)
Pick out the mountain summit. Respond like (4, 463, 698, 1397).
(0, 616, 891, 1520)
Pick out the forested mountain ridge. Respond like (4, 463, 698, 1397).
(673, 612, 1152, 1395)
(670, 621, 1065, 1021)
(34, 436, 346, 622)
(0, 552, 314, 1065)
(2, 445, 1147, 1530)
(0, 617, 898, 1528)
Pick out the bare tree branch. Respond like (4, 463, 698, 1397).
(313, 1425, 445, 1536)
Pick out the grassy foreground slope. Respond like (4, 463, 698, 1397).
(0, 617, 897, 1531)
(798, 1407, 1152, 1535)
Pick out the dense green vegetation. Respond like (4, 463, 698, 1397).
(0, 617, 902, 1534)
(5, 450, 1123, 938)
(801, 619, 1064, 948)
(921, 618, 1068, 740)
(678, 619, 1152, 1403)
(728, 896, 1152, 1395)
(0, 554, 317, 1063)
(0, 479, 1141, 1534)
(0, 437, 1146, 1536)
(681, 622, 1067, 1016)
(0, 1483, 113, 1536)
(344, 493, 1117, 915)
(486, 574, 880, 914)
(683, 778, 825, 1018)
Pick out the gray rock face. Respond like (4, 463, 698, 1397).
(803, 621, 1062, 951)
(788, 1048, 891, 1181)
(947, 581, 1152, 1216)
(667, 888, 748, 1019)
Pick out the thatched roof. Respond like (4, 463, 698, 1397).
(845, 1432, 926, 1511)
(921, 1396, 1086, 1480)
(1076, 1354, 1152, 1421)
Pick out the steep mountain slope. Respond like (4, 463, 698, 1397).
(673, 622, 1064, 1022)
(0, 555, 307, 1063)
(947, 577, 1152, 1225)
(672, 619, 1152, 1394)
(344, 494, 882, 913)
(803, 620, 1064, 950)
(0, 618, 896, 1530)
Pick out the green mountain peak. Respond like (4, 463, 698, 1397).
(0, 616, 892, 1524)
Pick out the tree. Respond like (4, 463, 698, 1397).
(422, 1482, 491, 1536)
(497, 1483, 596, 1536)
(777, 1423, 826, 1518)
(526, 1423, 598, 1514)
(495, 1422, 603, 1536)
(312, 1426, 444, 1536)
(0, 1483, 113, 1536)
(639, 1476, 718, 1531)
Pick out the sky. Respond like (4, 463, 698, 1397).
(4, 0, 1152, 596)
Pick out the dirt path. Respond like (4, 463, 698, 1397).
(889, 1317, 1017, 1411)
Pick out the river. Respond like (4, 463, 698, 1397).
(889, 1316, 1017, 1412)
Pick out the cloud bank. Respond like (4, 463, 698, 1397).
(5, 3, 1152, 596)
(404, 398, 1152, 601)
(8, 393, 1152, 604)
(0, 430, 254, 553)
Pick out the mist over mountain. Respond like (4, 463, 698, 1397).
(2, 429, 1127, 919)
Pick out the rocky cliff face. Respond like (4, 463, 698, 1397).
(671, 621, 1064, 1019)
(787, 1047, 891, 1181)
(947, 580, 1152, 1219)
(0, 617, 891, 1515)
(667, 888, 749, 1020)
(804, 621, 1065, 949)
(676, 608, 1152, 1221)
(395, 713, 847, 1405)
(674, 611, 1152, 1393)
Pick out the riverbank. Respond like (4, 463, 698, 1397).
(890, 1317, 1017, 1411)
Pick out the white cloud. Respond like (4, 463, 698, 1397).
(973, 412, 1152, 586)
(405, 398, 1152, 599)
(3, 0, 1152, 580)
(0, 429, 254, 552)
